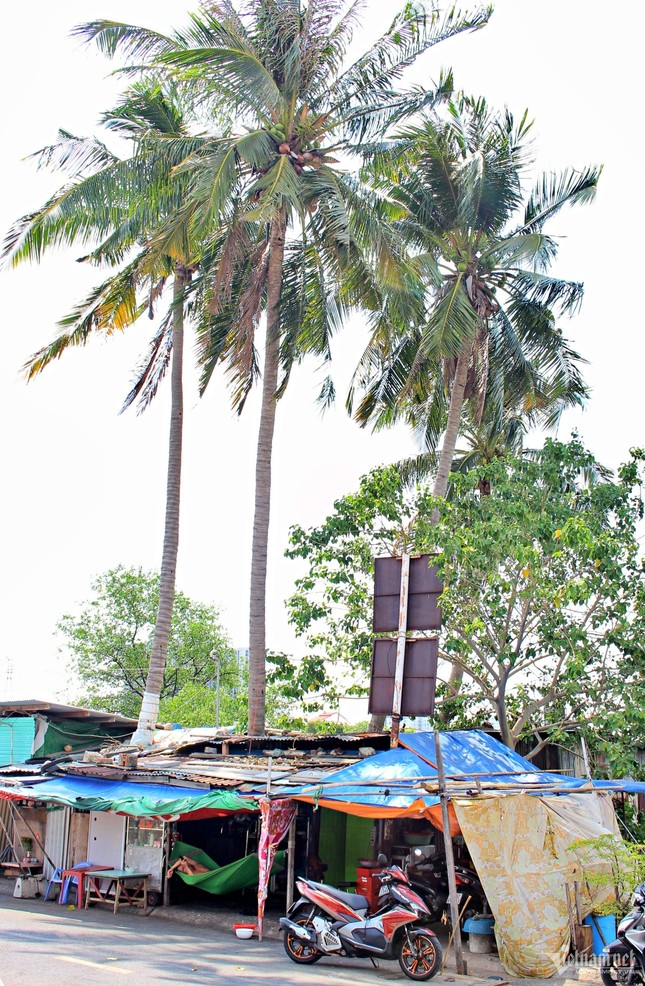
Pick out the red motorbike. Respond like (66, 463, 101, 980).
(279, 853, 442, 981)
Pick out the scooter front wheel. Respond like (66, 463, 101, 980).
(601, 946, 641, 986)
(283, 907, 323, 964)
(398, 928, 442, 981)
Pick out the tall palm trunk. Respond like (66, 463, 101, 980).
(248, 212, 287, 736)
(433, 341, 472, 721)
(132, 270, 186, 745)
(432, 343, 472, 499)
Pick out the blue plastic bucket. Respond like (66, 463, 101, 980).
(463, 916, 495, 936)
(583, 914, 616, 955)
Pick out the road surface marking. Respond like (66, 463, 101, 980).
(56, 956, 132, 975)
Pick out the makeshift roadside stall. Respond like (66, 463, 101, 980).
(271, 729, 645, 979)
(452, 790, 619, 976)
(0, 774, 258, 905)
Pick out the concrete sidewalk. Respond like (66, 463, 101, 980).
(0, 875, 603, 986)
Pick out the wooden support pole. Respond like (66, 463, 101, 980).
(391, 552, 411, 748)
(0, 809, 21, 864)
(434, 730, 467, 976)
(163, 823, 172, 908)
(286, 814, 297, 911)
(441, 895, 472, 972)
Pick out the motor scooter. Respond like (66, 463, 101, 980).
(406, 849, 489, 926)
(280, 853, 442, 981)
(601, 884, 645, 986)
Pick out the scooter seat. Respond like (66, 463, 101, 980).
(308, 880, 369, 912)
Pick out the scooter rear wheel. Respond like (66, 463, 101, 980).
(283, 907, 323, 964)
(398, 928, 442, 981)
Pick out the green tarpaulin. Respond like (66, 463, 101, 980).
(170, 840, 285, 895)
(18, 777, 256, 817)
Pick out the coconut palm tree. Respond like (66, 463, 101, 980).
(351, 94, 601, 499)
(3, 82, 216, 744)
(372, 333, 590, 489)
(77, 0, 492, 734)
(348, 94, 600, 716)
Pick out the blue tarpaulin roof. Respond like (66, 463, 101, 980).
(288, 746, 442, 812)
(399, 731, 645, 793)
(279, 731, 645, 815)
(0, 774, 255, 816)
(399, 730, 578, 786)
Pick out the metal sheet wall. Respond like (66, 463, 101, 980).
(0, 717, 36, 765)
(43, 806, 70, 879)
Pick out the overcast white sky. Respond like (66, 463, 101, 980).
(0, 1, 641, 702)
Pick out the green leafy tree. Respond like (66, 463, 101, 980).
(58, 566, 240, 722)
(568, 834, 645, 916)
(279, 466, 417, 707)
(284, 439, 645, 768)
(77, 0, 492, 736)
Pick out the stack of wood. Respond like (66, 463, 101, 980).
(565, 881, 593, 957)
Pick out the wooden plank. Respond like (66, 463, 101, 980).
(564, 884, 577, 940)
(574, 923, 593, 956)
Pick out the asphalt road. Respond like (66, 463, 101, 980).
(0, 896, 455, 986)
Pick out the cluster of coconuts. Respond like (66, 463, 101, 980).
(266, 122, 323, 174)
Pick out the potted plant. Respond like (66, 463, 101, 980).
(568, 833, 645, 952)
(568, 833, 645, 915)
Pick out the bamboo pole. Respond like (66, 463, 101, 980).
(286, 814, 297, 911)
(9, 802, 57, 870)
(0, 810, 21, 865)
(434, 730, 466, 975)
(291, 766, 578, 794)
(163, 823, 172, 908)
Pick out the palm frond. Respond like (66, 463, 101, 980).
(72, 19, 177, 62)
(120, 314, 173, 413)
(326, 4, 492, 140)
(22, 261, 149, 379)
(520, 165, 601, 233)
(28, 130, 118, 176)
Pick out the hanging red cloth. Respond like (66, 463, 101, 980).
(257, 797, 296, 939)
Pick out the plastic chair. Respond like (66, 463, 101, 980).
(43, 868, 64, 901)
(60, 862, 93, 905)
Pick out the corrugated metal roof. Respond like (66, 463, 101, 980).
(61, 750, 362, 793)
(0, 700, 136, 726)
(0, 761, 40, 775)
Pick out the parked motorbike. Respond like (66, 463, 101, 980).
(601, 884, 645, 986)
(406, 849, 489, 926)
(280, 853, 442, 981)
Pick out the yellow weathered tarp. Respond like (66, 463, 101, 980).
(453, 792, 618, 978)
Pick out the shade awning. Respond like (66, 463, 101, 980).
(0, 775, 256, 817)
(279, 746, 441, 817)
(278, 730, 645, 820)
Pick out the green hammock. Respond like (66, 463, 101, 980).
(169, 840, 285, 895)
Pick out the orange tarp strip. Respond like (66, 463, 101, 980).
(294, 796, 437, 819)
(426, 802, 461, 836)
